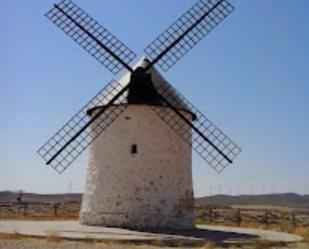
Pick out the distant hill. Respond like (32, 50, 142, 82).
(0, 191, 81, 203)
(196, 193, 309, 209)
(1, 191, 309, 209)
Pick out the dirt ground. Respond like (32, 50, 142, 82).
(0, 238, 308, 249)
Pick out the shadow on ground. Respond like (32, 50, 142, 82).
(125, 227, 258, 244)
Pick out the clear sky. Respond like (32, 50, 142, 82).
(1, 0, 309, 196)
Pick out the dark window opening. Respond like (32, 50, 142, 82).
(131, 144, 137, 154)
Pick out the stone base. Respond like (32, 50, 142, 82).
(79, 212, 195, 230)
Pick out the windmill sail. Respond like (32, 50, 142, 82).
(46, 0, 136, 74)
(144, 0, 234, 72)
(150, 82, 241, 173)
(37, 80, 129, 173)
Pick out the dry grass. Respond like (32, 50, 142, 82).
(249, 221, 309, 242)
(200, 240, 216, 249)
(231, 205, 295, 212)
(244, 221, 309, 245)
(45, 231, 63, 243)
(0, 231, 23, 240)
(249, 240, 288, 249)
(0, 214, 78, 221)
(148, 239, 166, 247)
(148, 239, 187, 247)
(294, 227, 309, 242)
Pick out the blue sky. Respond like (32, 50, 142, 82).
(1, 0, 309, 196)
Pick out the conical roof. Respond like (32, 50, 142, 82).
(90, 57, 193, 115)
(117, 57, 192, 111)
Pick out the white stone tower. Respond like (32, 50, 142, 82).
(80, 58, 195, 229)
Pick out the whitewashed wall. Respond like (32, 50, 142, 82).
(80, 105, 194, 229)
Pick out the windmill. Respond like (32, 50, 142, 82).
(38, 0, 241, 229)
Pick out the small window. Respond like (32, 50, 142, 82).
(131, 144, 137, 154)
